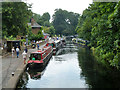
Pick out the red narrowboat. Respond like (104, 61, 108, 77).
(46, 40, 62, 55)
(27, 46, 53, 68)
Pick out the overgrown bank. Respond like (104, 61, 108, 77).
(76, 2, 120, 69)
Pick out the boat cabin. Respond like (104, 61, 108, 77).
(29, 53, 41, 60)
(28, 46, 52, 65)
(46, 42, 56, 48)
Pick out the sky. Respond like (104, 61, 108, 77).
(23, 0, 93, 18)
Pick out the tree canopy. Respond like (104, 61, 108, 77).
(52, 9, 80, 36)
(33, 12, 51, 26)
(76, 2, 120, 69)
(2, 2, 32, 38)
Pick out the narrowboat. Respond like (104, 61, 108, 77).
(72, 38, 90, 47)
(77, 38, 90, 46)
(27, 46, 53, 68)
(47, 40, 62, 55)
(72, 38, 77, 44)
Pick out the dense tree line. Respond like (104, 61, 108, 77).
(2, 2, 32, 38)
(33, 12, 51, 27)
(2, 2, 52, 40)
(2, 2, 79, 38)
(52, 9, 80, 36)
(76, 2, 120, 69)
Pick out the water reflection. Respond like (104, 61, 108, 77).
(78, 47, 120, 88)
(54, 56, 65, 61)
(16, 72, 29, 88)
(27, 69, 45, 80)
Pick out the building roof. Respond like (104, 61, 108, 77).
(31, 22, 41, 28)
(28, 18, 41, 28)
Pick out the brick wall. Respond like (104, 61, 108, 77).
(32, 28, 40, 35)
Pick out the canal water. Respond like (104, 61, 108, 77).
(17, 41, 120, 88)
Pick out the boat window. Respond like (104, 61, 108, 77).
(52, 44, 55, 47)
(51, 44, 53, 47)
(42, 53, 46, 58)
(30, 53, 41, 60)
(30, 54, 34, 60)
(38, 54, 41, 60)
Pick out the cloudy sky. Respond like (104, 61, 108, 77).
(24, 0, 93, 17)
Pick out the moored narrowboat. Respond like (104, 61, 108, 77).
(47, 40, 62, 55)
(27, 46, 53, 68)
(72, 38, 90, 47)
(77, 38, 90, 46)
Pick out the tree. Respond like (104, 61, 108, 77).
(76, 2, 120, 68)
(27, 26, 43, 41)
(52, 9, 80, 35)
(2, 2, 32, 37)
(33, 12, 51, 27)
(42, 12, 50, 22)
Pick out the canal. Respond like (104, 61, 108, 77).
(17, 41, 120, 88)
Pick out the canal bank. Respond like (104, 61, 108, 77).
(2, 40, 47, 89)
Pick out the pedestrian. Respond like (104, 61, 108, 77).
(36, 41, 39, 50)
(22, 51, 27, 64)
(16, 46, 19, 58)
(24, 46, 28, 53)
(37, 43, 39, 50)
(24, 42, 26, 46)
(33, 40, 35, 43)
(11, 47, 15, 57)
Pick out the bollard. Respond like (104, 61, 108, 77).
(12, 72, 14, 76)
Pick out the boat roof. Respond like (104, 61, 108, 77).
(48, 39, 54, 44)
(31, 46, 51, 54)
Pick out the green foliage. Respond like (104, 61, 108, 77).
(42, 12, 50, 22)
(2, 2, 32, 38)
(44, 21, 51, 27)
(27, 26, 43, 41)
(43, 26, 55, 36)
(20, 39, 26, 42)
(76, 2, 120, 69)
(52, 9, 80, 35)
(4, 35, 16, 40)
(33, 12, 51, 26)
(32, 12, 55, 36)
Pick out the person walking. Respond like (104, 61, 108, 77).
(36, 41, 39, 50)
(16, 46, 19, 58)
(22, 51, 27, 64)
(24, 46, 28, 53)
(37, 43, 39, 50)
(11, 47, 15, 57)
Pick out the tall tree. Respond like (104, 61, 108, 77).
(52, 9, 80, 35)
(76, 2, 120, 68)
(2, 2, 32, 37)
